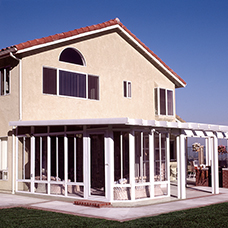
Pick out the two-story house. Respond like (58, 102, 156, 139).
(0, 18, 226, 204)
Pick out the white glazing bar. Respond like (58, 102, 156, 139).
(120, 133, 123, 180)
(149, 130, 154, 198)
(23, 137, 25, 179)
(64, 134, 68, 196)
(159, 133, 162, 181)
(180, 133, 186, 199)
(140, 132, 143, 180)
(105, 126, 114, 201)
(40, 137, 42, 179)
(176, 135, 180, 199)
(31, 136, 35, 193)
(74, 136, 77, 183)
(129, 130, 135, 201)
(83, 126, 89, 199)
(56, 137, 58, 179)
(166, 133, 170, 196)
(47, 135, 51, 194)
(16, 136, 19, 192)
(212, 136, 219, 194)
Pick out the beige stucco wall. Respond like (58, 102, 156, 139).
(0, 58, 19, 192)
(20, 31, 176, 122)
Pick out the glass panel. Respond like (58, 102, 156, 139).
(143, 133, 150, 181)
(160, 88, 166, 115)
(123, 133, 130, 183)
(59, 48, 84, 65)
(135, 185, 150, 199)
(154, 135, 160, 181)
(18, 181, 31, 192)
(68, 185, 84, 197)
(43, 67, 57, 95)
(88, 75, 99, 100)
(0, 69, 4, 95)
(35, 137, 48, 180)
(35, 182, 47, 194)
(123, 81, 127, 97)
(24, 138, 31, 180)
(59, 70, 86, 98)
(50, 136, 64, 182)
(128, 82, 131, 97)
(68, 134, 83, 183)
(5, 69, 9, 94)
(0, 138, 7, 170)
(154, 183, 168, 197)
(114, 132, 121, 182)
(135, 132, 141, 181)
(50, 183, 64, 195)
(113, 186, 131, 200)
(90, 134, 105, 196)
(155, 88, 158, 115)
(167, 90, 173, 115)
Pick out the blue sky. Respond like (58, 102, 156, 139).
(1, 0, 228, 125)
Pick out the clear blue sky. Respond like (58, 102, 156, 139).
(1, 0, 228, 125)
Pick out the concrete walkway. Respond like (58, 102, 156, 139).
(1, 187, 228, 222)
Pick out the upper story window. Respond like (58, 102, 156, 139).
(155, 88, 174, 116)
(0, 68, 10, 96)
(59, 48, 85, 66)
(123, 81, 131, 98)
(43, 67, 99, 100)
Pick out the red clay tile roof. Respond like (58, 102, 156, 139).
(1, 18, 186, 86)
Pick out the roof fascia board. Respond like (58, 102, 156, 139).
(16, 24, 120, 55)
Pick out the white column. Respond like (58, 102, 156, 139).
(64, 133, 68, 197)
(47, 133, 51, 195)
(129, 129, 135, 201)
(149, 130, 154, 198)
(30, 135, 35, 193)
(12, 130, 15, 194)
(83, 126, 89, 199)
(177, 132, 186, 199)
(211, 136, 219, 194)
(105, 126, 114, 202)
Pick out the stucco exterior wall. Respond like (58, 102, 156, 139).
(20, 31, 176, 122)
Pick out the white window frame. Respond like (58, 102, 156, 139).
(123, 81, 131, 98)
(0, 67, 10, 96)
(0, 137, 8, 180)
(43, 66, 100, 100)
(155, 87, 174, 116)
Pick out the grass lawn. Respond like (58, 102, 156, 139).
(0, 202, 228, 227)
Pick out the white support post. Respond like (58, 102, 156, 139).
(12, 130, 15, 194)
(166, 132, 170, 196)
(83, 126, 89, 199)
(64, 132, 68, 197)
(47, 131, 51, 195)
(15, 136, 18, 192)
(149, 130, 154, 198)
(211, 136, 219, 194)
(105, 126, 114, 202)
(177, 133, 186, 199)
(30, 135, 35, 193)
(129, 129, 135, 201)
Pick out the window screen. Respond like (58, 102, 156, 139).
(43, 67, 57, 95)
(88, 75, 99, 100)
(59, 70, 86, 98)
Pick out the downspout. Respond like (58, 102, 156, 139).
(9, 52, 21, 194)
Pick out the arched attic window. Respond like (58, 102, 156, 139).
(59, 48, 85, 66)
